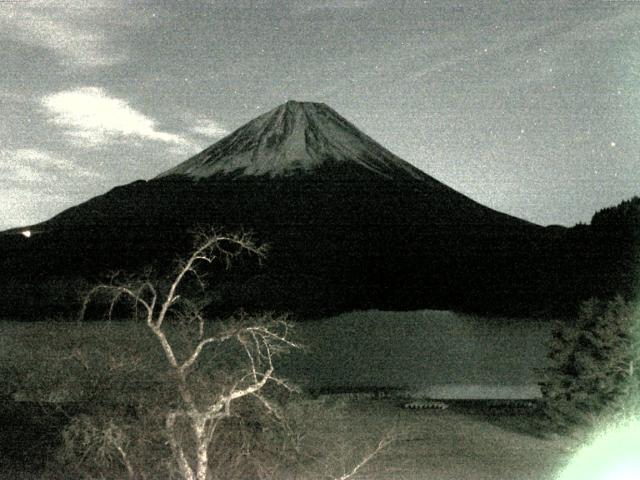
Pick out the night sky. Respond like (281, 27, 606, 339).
(1, 0, 638, 230)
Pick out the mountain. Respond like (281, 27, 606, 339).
(0, 101, 617, 319)
(159, 100, 431, 180)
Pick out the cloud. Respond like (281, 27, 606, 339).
(11, 148, 98, 176)
(298, 0, 377, 11)
(0, 148, 99, 187)
(42, 87, 192, 147)
(191, 119, 229, 139)
(0, 147, 105, 228)
(9, 164, 45, 183)
(0, 2, 123, 68)
(0, 146, 109, 229)
(0, 186, 87, 230)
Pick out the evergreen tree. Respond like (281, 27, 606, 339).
(541, 296, 640, 428)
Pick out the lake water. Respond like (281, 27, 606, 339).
(281, 310, 553, 399)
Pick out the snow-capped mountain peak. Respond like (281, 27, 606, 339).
(157, 100, 426, 180)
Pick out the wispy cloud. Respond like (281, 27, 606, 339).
(0, 147, 104, 228)
(10, 148, 98, 177)
(0, 186, 88, 230)
(42, 87, 192, 147)
(8, 164, 45, 183)
(191, 119, 229, 139)
(0, 1, 123, 68)
(0, 148, 99, 184)
(299, 0, 377, 11)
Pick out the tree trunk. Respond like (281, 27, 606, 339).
(167, 413, 196, 480)
(195, 419, 209, 480)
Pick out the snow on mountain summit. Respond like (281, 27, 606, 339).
(158, 100, 426, 180)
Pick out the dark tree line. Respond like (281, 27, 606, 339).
(0, 193, 638, 320)
(550, 196, 640, 315)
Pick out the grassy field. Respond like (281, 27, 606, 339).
(0, 314, 576, 479)
(286, 396, 579, 480)
(0, 395, 579, 480)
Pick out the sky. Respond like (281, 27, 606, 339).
(0, 0, 638, 230)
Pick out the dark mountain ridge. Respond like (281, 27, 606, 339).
(1, 101, 636, 319)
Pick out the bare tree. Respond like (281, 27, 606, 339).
(74, 230, 393, 480)
(81, 231, 299, 480)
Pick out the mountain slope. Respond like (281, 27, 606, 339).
(0, 101, 558, 318)
(153, 100, 534, 230)
(158, 100, 429, 180)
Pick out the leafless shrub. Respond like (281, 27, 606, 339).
(285, 397, 396, 480)
(57, 414, 136, 479)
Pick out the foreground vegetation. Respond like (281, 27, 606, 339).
(0, 393, 578, 480)
(0, 311, 589, 479)
(1, 306, 635, 479)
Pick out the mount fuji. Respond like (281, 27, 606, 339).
(1, 101, 559, 318)
(159, 100, 432, 180)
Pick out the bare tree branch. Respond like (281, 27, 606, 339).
(179, 334, 233, 373)
(335, 435, 393, 480)
(78, 231, 296, 480)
